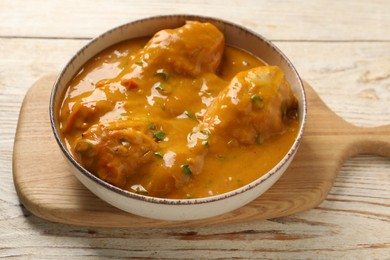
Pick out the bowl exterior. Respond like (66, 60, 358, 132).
(50, 15, 306, 221)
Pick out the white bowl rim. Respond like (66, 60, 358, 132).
(50, 14, 307, 206)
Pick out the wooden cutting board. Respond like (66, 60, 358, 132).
(13, 74, 390, 228)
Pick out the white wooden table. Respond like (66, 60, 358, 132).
(1, 1, 389, 258)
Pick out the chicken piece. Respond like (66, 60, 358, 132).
(61, 87, 116, 133)
(191, 66, 298, 148)
(117, 21, 224, 83)
(138, 21, 224, 76)
(74, 120, 158, 188)
(146, 66, 298, 197)
(74, 119, 203, 198)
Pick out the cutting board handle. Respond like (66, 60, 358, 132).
(303, 83, 390, 162)
(348, 124, 390, 158)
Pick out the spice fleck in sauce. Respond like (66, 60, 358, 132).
(59, 21, 299, 199)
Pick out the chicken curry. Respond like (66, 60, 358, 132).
(59, 21, 299, 199)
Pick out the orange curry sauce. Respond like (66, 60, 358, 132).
(59, 21, 299, 199)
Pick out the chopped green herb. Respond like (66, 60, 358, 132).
(135, 61, 144, 67)
(75, 140, 93, 156)
(154, 69, 169, 80)
(188, 131, 195, 140)
(181, 164, 192, 176)
(200, 130, 210, 136)
(131, 184, 149, 195)
(251, 94, 264, 109)
(202, 140, 209, 147)
(153, 131, 166, 141)
(155, 82, 167, 92)
(136, 190, 149, 195)
(184, 111, 198, 122)
(255, 133, 264, 145)
(154, 151, 164, 158)
(155, 82, 173, 94)
(147, 121, 157, 131)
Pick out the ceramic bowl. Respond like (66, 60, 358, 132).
(50, 15, 307, 221)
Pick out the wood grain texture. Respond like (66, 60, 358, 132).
(0, 0, 389, 41)
(13, 74, 390, 228)
(1, 0, 390, 258)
